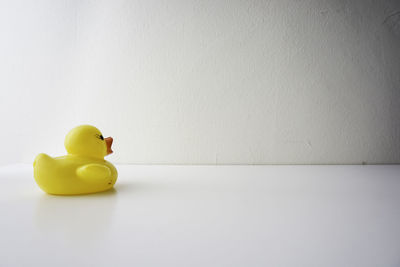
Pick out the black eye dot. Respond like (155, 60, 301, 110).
(99, 135, 104, 140)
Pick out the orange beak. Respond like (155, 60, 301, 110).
(105, 137, 113, 155)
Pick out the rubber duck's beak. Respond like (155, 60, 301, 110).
(105, 137, 113, 155)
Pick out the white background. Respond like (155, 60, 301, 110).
(2, 164, 400, 267)
(1, 0, 400, 165)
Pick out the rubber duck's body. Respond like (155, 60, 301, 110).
(33, 125, 117, 195)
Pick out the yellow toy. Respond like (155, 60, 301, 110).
(33, 125, 118, 195)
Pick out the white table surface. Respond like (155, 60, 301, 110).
(0, 164, 399, 267)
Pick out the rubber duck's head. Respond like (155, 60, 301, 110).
(64, 125, 113, 159)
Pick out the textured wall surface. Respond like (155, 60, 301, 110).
(0, 0, 400, 164)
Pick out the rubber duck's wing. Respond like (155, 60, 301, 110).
(76, 164, 111, 181)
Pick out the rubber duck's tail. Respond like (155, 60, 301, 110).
(33, 153, 53, 168)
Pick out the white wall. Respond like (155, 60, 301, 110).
(1, 0, 400, 165)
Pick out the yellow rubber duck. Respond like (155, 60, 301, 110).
(33, 125, 118, 195)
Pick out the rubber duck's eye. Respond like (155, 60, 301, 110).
(95, 134, 104, 140)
